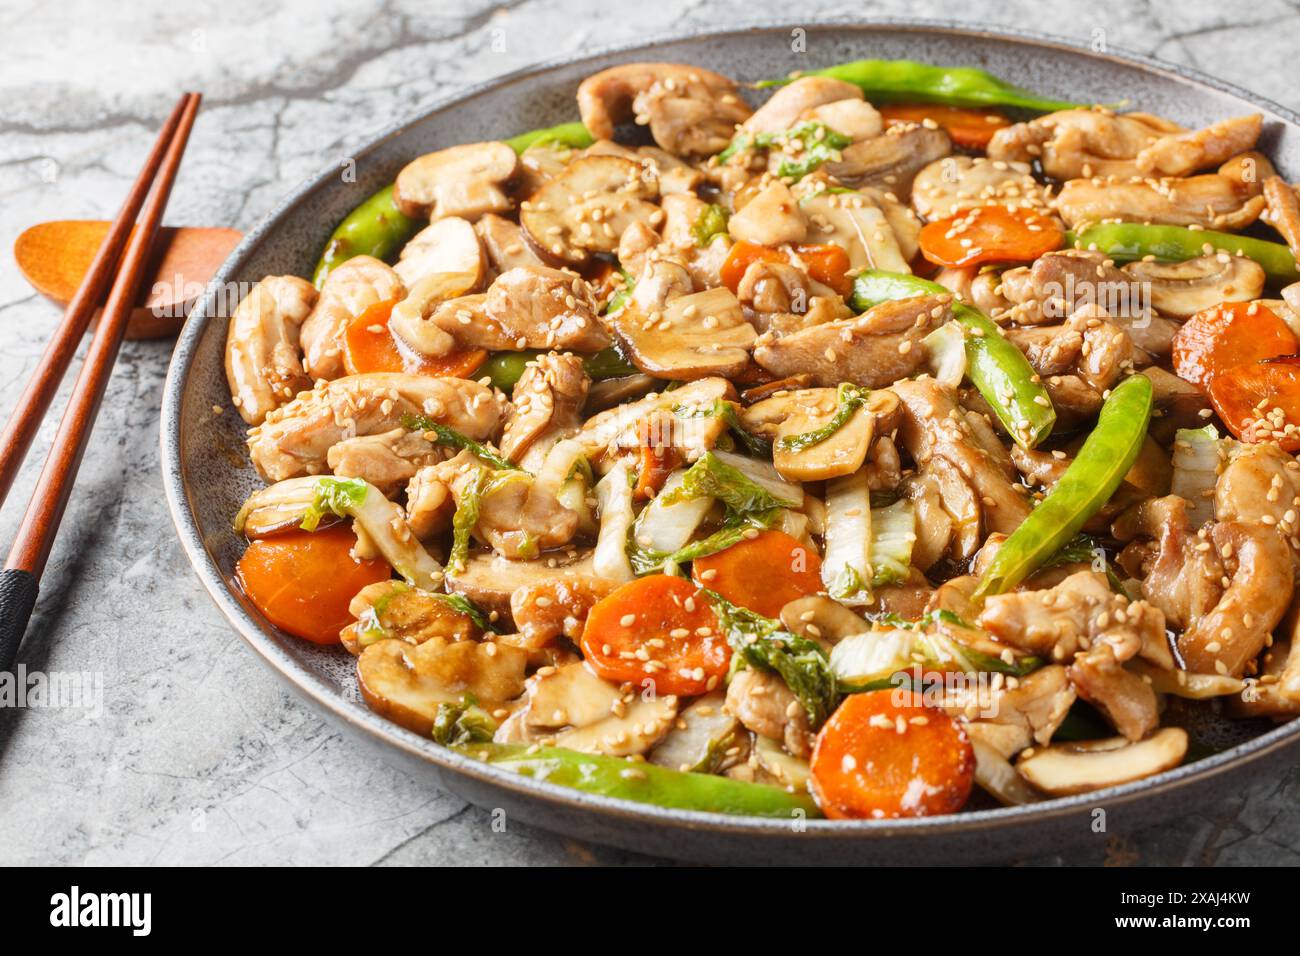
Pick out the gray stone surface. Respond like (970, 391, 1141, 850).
(0, 0, 1297, 866)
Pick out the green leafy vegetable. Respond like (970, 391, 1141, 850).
(661, 451, 799, 514)
(627, 509, 779, 576)
(431, 695, 499, 745)
(299, 476, 369, 532)
(717, 122, 853, 180)
(504, 121, 594, 154)
(402, 414, 521, 471)
(776, 383, 870, 453)
(448, 468, 488, 573)
(691, 204, 730, 246)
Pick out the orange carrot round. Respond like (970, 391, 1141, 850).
(810, 690, 974, 819)
(1210, 356, 1300, 451)
(581, 575, 728, 696)
(691, 529, 822, 619)
(793, 243, 852, 295)
(879, 103, 1010, 149)
(720, 240, 784, 293)
(235, 524, 391, 644)
(919, 205, 1062, 268)
(344, 298, 487, 379)
(1172, 301, 1297, 394)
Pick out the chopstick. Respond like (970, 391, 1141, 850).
(0, 94, 192, 508)
(0, 92, 201, 673)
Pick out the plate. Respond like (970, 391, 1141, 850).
(161, 19, 1300, 864)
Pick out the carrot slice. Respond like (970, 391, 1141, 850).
(235, 524, 392, 644)
(344, 298, 487, 379)
(918, 205, 1062, 268)
(720, 240, 784, 293)
(1172, 301, 1297, 394)
(793, 243, 852, 295)
(581, 575, 728, 696)
(879, 103, 1011, 149)
(1209, 356, 1300, 451)
(810, 690, 975, 819)
(691, 529, 823, 619)
(633, 418, 684, 500)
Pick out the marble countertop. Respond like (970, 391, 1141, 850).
(1, 0, 1297, 865)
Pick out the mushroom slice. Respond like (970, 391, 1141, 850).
(513, 662, 679, 756)
(1135, 114, 1263, 177)
(475, 213, 546, 273)
(519, 155, 659, 265)
(1015, 728, 1188, 797)
(392, 141, 519, 221)
(446, 548, 600, 627)
(728, 180, 807, 246)
(911, 155, 1049, 221)
(1121, 253, 1265, 320)
(576, 376, 735, 462)
(577, 62, 751, 156)
(800, 189, 909, 273)
(341, 580, 480, 655)
(647, 691, 743, 773)
(605, 286, 755, 381)
(357, 636, 527, 736)
(393, 216, 486, 289)
(742, 386, 901, 482)
(224, 275, 318, 425)
(824, 123, 951, 199)
(299, 256, 404, 381)
(778, 595, 868, 647)
(753, 294, 950, 388)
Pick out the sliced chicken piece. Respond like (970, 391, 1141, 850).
(577, 62, 751, 157)
(1135, 114, 1262, 177)
(1215, 441, 1300, 542)
(742, 76, 862, 135)
(1114, 495, 1225, 628)
(500, 352, 590, 469)
(800, 189, 909, 273)
(753, 294, 950, 387)
(902, 471, 955, 570)
(1054, 167, 1266, 231)
(1067, 641, 1159, 741)
(735, 259, 812, 316)
(911, 155, 1050, 221)
(325, 427, 443, 496)
(224, 275, 317, 425)
(446, 548, 599, 627)
(725, 667, 814, 759)
(658, 191, 710, 248)
(392, 141, 518, 221)
(357, 636, 527, 736)
(1005, 307, 1134, 394)
(299, 256, 404, 381)
(605, 286, 756, 381)
(938, 665, 1075, 759)
(741, 386, 901, 482)
(247, 373, 503, 482)
(824, 123, 951, 198)
(507, 576, 618, 652)
(803, 98, 883, 141)
(341, 580, 480, 655)
(405, 463, 455, 541)
(502, 662, 678, 756)
(475, 213, 547, 274)
(520, 155, 660, 266)
(1262, 175, 1300, 258)
(728, 179, 806, 246)
(892, 377, 1031, 537)
(424, 266, 609, 355)
(988, 109, 1184, 180)
(1122, 253, 1265, 320)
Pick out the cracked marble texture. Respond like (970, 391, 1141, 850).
(1, 0, 1298, 866)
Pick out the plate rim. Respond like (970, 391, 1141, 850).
(161, 16, 1300, 841)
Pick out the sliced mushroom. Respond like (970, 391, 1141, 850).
(475, 213, 547, 273)
(247, 373, 503, 482)
(1054, 167, 1266, 231)
(824, 123, 951, 198)
(728, 179, 806, 246)
(741, 386, 901, 482)
(520, 155, 659, 265)
(753, 294, 951, 388)
(506, 662, 678, 756)
(340, 580, 480, 655)
(357, 637, 528, 736)
(1121, 253, 1265, 319)
(446, 547, 600, 627)
(299, 256, 404, 381)
(577, 62, 751, 157)
(500, 351, 590, 469)
(1135, 113, 1263, 177)
(647, 691, 744, 773)
(800, 189, 909, 273)
(742, 76, 863, 135)
(911, 155, 1049, 221)
(1015, 728, 1188, 796)
(393, 216, 486, 289)
(575, 376, 735, 463)
(778, 595, 868, 647)
(392, 141, 518, 220)
(224, 275, 317, 425)
(605, 286, 756, 380)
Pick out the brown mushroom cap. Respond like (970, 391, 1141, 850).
(520, 155, 660, 265)
(604, 286, 756, 380)
(1122, 253, 1265, 319)
(393, 141, 519, 220)
(742, 387, 901, 482)
(1015, 728, 1188, 796)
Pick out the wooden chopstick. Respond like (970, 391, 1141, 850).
(0, 92, 202, 673)
(0, 94, 193, 508)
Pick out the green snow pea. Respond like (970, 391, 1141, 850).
(973, 373, 1153, 600)
(759, 59, 1083, 112)
(504, 121, 594, 155)
(453, 743, 821, 818)
(480, 347, 639, 393)
(1066, 222, 1300, 286)
(850, 270, 1056, 450)
(312, 183, 421, 288)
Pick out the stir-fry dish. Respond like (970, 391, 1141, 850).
(224, 58, 1300, 820)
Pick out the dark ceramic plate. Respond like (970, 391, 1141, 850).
(162, 19, 1300, 864)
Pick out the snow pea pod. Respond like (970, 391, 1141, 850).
(973, 373, 1153, 600)
(480, 347, 639, 392)
(504, 121, 594, 154)
(453, 742, 821, 818)
(760, 59, 1082, 112)
(311, 183, 420, 288)
(850, 270, 1056, 449)
(1067, 222, 1300, 285)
